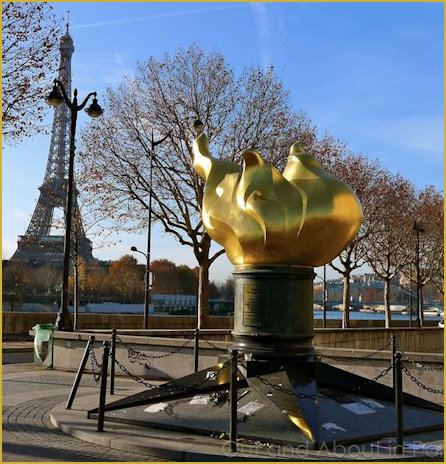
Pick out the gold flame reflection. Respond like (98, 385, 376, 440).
(288, 413, 315, 441)
(193, 134, 362, 266)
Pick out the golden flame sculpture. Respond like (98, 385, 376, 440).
(193, 134, 362, 267)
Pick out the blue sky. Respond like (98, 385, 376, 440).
(3, 2, 444, 282)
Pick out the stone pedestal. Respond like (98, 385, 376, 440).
(232, 265, 315, 358)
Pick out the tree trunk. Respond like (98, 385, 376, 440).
(197, 260, 210, 329)
(419, 285, 425, 327)
(384, 278, 391, 328)
(342, 273, 351, 328)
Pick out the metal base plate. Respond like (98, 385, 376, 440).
(90, 360, 443, 449)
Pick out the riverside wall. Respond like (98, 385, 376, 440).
(3, 311, 440, 334)
(6, 311, 443, 352)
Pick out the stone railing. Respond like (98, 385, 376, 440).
(5, 311, 439, 335)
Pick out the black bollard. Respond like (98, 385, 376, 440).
(391, 334, 397, 391)
(110, 329, 116, 395)
(394, 352, 404, 454)
(66, 336, 95, 410)
(194, 328, 199, 372)
(229, 348, 238, 453)
(97, 341, 110, 432)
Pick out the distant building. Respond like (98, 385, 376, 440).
(314, 272, 442, 307)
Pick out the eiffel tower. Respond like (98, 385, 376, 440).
(11, 24, 94, 266)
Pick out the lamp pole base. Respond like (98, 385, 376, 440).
(55, 309, 73, 331)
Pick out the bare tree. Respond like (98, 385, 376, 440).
(28, 264, 61, 297)
(365, 171, 416, 327)
(2, 261, 30, 310)
(431, 266, 444, 298)
(411, 186, 444, 320)
(217, 277, 235, 298)
(78, 45, 328, 327)
(2, 2, 59, 144)
(327, 154, 384, 327)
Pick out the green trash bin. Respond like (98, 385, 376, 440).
(32, 324, 55, 368)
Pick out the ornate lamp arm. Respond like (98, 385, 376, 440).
(54, 79, 72, 108)
(77, 92, 97, 111)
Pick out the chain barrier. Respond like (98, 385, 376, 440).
(111, 354, 164, 390)
(401, 363, 444, 395)
(395, 342, 443, 372)
(111, 349, 231, 393)
(255, 376, 320, 399)
(349, 364, 393, 393)
(201, 336, 228, 353)
(111, 332, 444, 403)
(88, 343, 102, 383)
(318, 339, 392, 363)
(255, 364, 393, 400)
(116, 334, 194, 361)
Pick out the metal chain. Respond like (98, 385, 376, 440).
(88, 344, 102, 383)
(395, 342, 443, 372)
(255, 376, 319, 399)
(116, 334, 194, 360)
(111, 350, 231, 393)
(349, 364, 393, 393)
(319, 339, 392, 363)
(201, 336, 228, 353)
(111, 354, 163, 390)
(109, 346, 397, 401)
(255, 364, 393, 400)
(401, 363, 444, 395)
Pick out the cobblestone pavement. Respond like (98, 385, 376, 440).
(2, 364, 168, 462)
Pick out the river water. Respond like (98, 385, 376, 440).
(313, 310, 443, 321)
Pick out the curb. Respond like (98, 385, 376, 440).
(2, 346, 34, 353)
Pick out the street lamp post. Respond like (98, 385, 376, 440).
(130, 246, 151, 326)
(131, 130, 170, 330)
(192, 120, 205, 327)
(47, 79, 103, 331)
(413, 221, 425, 328)
(73, 226, 79, 330)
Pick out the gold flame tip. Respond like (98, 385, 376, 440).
(290, 144, 306, 156)
(241, 149, 264, 167)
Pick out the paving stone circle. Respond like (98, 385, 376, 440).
(3, 391, 168, 461)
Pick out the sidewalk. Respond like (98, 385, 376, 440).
(2, 363, 167, 462)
